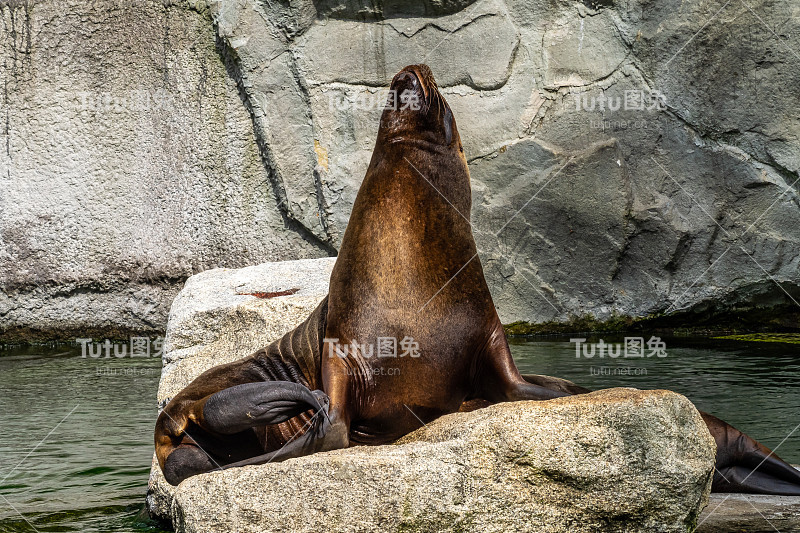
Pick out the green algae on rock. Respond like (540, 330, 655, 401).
(711, 333, 800, 345)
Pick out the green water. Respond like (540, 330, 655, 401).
(0, 345, 168, 533)
(0, 337, 798, 532)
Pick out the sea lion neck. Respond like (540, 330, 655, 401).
(361, 127, 472, 221)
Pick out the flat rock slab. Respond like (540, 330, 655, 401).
(697, 494, 800, 532)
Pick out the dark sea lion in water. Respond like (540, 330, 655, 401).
(155, 64, 800, 495)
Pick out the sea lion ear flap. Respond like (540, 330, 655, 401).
(443, 106, 454, 145)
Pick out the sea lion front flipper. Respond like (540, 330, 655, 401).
(458, 374, 586, 412)
(471, 322, 571, 402)
(702, 411, 800, 495)
(197, 381, 329, 435)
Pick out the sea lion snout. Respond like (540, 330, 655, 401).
(391, 64, 438, 107)
(384, 64, 457, 147)
(392, 70, 418, 87)
(390, 72, 420, 104)
(390, 68, 425, 107)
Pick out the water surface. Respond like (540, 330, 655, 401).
(0, 336, 797, 531)
(0, 345, 167, 532)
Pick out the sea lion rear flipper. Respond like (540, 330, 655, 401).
(162, 444, 218, 485)
(218, 411, 349, 470)
(161, 383, 333, 484)
(713, 466, 800, 495)
(702, 411, 800, 495)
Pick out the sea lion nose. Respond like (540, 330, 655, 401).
(392, 71, 418, 93)
(395, 72, 416, 84)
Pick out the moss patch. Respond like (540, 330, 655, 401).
(711, 333, 800, 345)
(504, 305, 800, 337)
(504, 314, 640, 336)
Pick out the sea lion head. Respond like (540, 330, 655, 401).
(378, 64, 461, 152)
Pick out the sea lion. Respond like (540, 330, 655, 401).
(155, 64, 800, 495)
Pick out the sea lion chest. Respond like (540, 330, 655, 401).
(325, 151, 490, 443)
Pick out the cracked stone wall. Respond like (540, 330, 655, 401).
(0, 0, 331, 341)
(2, 0, 799, 340)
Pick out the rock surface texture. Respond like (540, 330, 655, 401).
(2, 0, 799, 339)
(165, 389, 715, 533)
(147, 259, 716, 532)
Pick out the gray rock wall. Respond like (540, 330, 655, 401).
(0, 0, 331, 340)
(2, 0, 798, 339)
